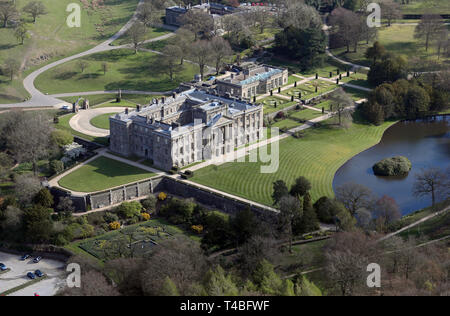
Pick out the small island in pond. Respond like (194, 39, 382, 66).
(372, 156, 412, 176)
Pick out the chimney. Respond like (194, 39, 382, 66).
(171, 122, 180, 130)
(172, 92, 177, 99)
(162, 97, 166, 104)
(136, 104, 141, 112)
(125, 108, 129, 115)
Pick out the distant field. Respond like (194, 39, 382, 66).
(35, 49, 198, 94)
(192, 119, 395, 204)
(399, 0, 450, 14)
(58, 156, 155, 192)
(0, 0, 140, 103)
(331, 24, 450, 71)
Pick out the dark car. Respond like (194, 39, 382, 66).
(0, 263, 7, 271)
(33, 256, 42, 263)
(20, 254, 31, 261)
(34, 270, 44, 278)
(27, 272, 36, 280)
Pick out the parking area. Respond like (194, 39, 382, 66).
(0, 252, 66, 296)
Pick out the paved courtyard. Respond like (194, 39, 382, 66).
(0, 252, 66, 296)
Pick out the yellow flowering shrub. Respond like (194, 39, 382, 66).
(191, 225, 204, 234)
(141, 212, 150, 221)
(158, 192, 167, 201)
(109, 221, 121, 230)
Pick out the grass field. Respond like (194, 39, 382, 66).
(0, 0, 140, 103)
(399, 0, 450, 14)
(90, 112, 116, 130)
(191, 118, 396, 205)
(58, 156, 155, 192)
(55, 113, 109, 145)
(35, 49, 198, 94)
(331, 24, 450, 71)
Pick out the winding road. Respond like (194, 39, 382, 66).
(0, 0, 176, 109)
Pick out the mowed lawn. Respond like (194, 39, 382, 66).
(0, 0, 140, 103)
(191, 120, 395, 205)
(35, 49, 198, 94)
(90, 112, 116, 130)
(58, 156, 155, 192)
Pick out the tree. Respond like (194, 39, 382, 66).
(190, 40, 212, 81)
(56, 196, 75, 217)
(117, 201, 142, 219)
(33, 188, 53, 208)
(2, 58, 20, 81)
(380, 0, 402, 26)
(295, 192, 319, 234)
(158, 44, 182, 81)
(405, 86, 430, 118)
(173, 27, 195, 65)
(274, 26, 326, 70)
(160, 277, 180, 296)
(329, 88, 354, 127)
(413, 168, 448, 207)
(0, 1, 18, 28)
(126, 22, 147, 54)
(365, 41, 386, 64)
(23, 1, 47, 23)
(373, 195, 401, 232)
(335, 182, 375, 215)
(329, 7, 362, 53)
(13, 175, 41, 207)
(209, 36, 232, 75)
(202, 265, 239, 296)
(277, 1, 322, 30)
(101, 62, 108, 75)
(137, 1, 159, 27)
(51, 129, 73, 147)
(23, 204, 53, 243)
(180, 10, 214, 40)
(414, 14, 444, 51)
(289, 176, 311, 198)
(279, 195, 302, 253)
(230, 208, 257, 246)
(14, 23, 30, 45)
(368, 54, 408, 86)
(7, 112, 53, 174)
(272, 180, 289, 206)
(77, 60, 88, 73)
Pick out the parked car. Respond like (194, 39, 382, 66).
(0, 263, 7, 271)
(27, 272, 36, 280)
(35, 270, 44, 278)
(20, 254, 31, 261)
(33, 256, 42, 263)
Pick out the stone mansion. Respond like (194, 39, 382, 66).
(165, 2, 237, 27)
(109, 88, 263, 171)
(216, 64, 289, 100)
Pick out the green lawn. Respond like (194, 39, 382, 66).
(90, 113, 116, 130)
(58, 156, 155, 192)
(35, 49, 198, 94)
(191, 119, 395, 204)
(331, 24, 450, 71)
(271, 118, 302, 131)
(290, 108, 323, 121)
(400, 0, 450, 14)
(0, 0, 140, 103)
(343, 87, 369, 101)
(55, 113, 109, 145)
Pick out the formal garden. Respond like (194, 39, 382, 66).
(259, 96, 296, 114)
(281, 79, 338, 101)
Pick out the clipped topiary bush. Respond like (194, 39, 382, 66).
(372, 156, 412, 176)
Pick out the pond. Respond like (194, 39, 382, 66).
(333, 116, 449, 215)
